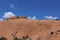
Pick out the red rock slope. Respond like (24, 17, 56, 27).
(0, 16, 60, 40)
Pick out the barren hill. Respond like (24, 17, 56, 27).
(0, 16, 60, 40)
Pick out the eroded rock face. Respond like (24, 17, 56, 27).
(0, 19, 60, 40)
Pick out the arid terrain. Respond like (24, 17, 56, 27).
(0, 16, 60, 40)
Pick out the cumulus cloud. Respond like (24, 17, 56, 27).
(27, 16, 36, 20)
(44, 16, 58, 20)
(3, 12, 16, 18)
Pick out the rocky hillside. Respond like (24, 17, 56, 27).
(0, 16, 60, 40)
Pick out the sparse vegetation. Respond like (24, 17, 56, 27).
(14, 37, 20, 40)
(14, 35, 32, 40)
(56, 30, 60, 32)
(22, 35, 30, 40)
(50, 32, 54, 35)
(0, 37, 7, 40)
(37, 37, 40, 40)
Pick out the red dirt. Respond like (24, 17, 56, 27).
(0, 16, 60, 40)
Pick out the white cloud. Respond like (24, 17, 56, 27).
(27, 16, 36, 20)
(3, 12, 16, 18)
(27, 16, 31, 19)
(31, 16, 36, 19)
(9, 4, 15, 8)
(0, 19, 4, 21)
(44, 16, 58, 20)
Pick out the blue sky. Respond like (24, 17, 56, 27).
(0, 0, 60, 19)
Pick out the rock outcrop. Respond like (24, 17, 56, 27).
(7, 16, 27, 20)
(0, 16, 60, 40)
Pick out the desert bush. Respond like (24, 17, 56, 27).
(0, 37, 7, 40)
(14, 37, 19, 40)
(22, 35, 31, 40)
(37, 37, 40, 40)
(14, 35, 32, 40)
